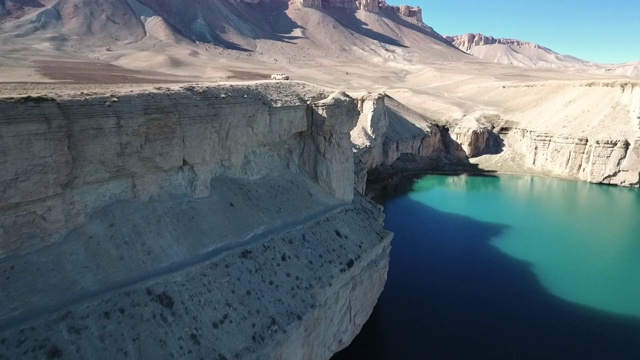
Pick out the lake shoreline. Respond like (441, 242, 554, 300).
(337, 173, 640, 359)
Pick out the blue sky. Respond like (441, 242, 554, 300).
(386, 0, 640, 64)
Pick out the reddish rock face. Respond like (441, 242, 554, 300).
(296, 0, 422, 22)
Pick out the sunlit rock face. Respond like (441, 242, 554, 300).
(295, 0, 423, 22)
(446, 33, 545, 53)
(395, 4, 422, 23)
(0, 83, 392, 360)
(351, 89, 640, 189)
(351, 93, 469, 194)
(504, 130, 640, 186)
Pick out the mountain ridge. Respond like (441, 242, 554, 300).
(0, 0, 638, 83)
(445, 33, 593, 69)
(0, 0, 468, 62)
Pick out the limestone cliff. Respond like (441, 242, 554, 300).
(351, 93, 468, 193)
(444, 33, 591, 68)
(297, 0, 423, 23)
(450, 123, 640, 187)
(446, 33, 547, 53)
(498, 129, 640, 186)
(0, 83, 392, 359)
(450, 114, 503, 158)
(350, 87, 640, 189)
(450, 82, 640, 188)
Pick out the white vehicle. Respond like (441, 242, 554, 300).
(271, 73, 290, 80)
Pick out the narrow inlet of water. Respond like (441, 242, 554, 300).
(335, 174, 640, 360)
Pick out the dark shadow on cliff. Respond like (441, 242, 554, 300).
(378, 8, 468, 54)
(364, 96, 500, 199)
(255, 0, 304, 42)
(137, 0, 304, 51)
(322, 7, 408, 48)
(334, 195, 640, 360)
(473, 128, 505, 157)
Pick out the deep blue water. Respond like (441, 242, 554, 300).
(334, 174, 640, 360)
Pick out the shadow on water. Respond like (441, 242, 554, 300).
(369, 172, 501, 204)
(334, 194, 640, 360)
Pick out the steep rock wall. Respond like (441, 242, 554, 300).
(450, 82, 640, 187)
(297, 0, 422, 22)
(0, 83, 392, 359)
(451, 123, 640, 187)
(503, 129, 640, 186)
(0, 84, 357, 257)
(450, 115, 503, 158)
(351, 93, 468, 193)
(446, 33, 547, 53)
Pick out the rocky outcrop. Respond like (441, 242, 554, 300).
(0, 83, 392, 359)
(502, 129, 640, 186)
(0, 1, 42, 21)
(299, 0, 322, 9)
(450, 115, 503, 158)
(449, 81, 640, 187)
(444, 33, 592, 68)
(357, 0, 380, 13)
(449, 119, 640, 187)
(445, 33, 546, 53)
(297, 0, 422, 22)
(306, 92, 360, 202)
(350, 89, 639, 190)
(298, 0, 369, 11)
(351, 93, 468, 193)
(386, 4, 422, 23)
(0, 83, 347, 256)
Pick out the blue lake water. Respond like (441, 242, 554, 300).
(334, 174, 640, 359)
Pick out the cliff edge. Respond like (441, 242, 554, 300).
(0, 82, 392, 359)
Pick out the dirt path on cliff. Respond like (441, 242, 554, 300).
(0, 200, 351, 333)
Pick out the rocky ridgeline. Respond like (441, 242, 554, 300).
(351, 93, 469, 193)
(0, 83, 392, 359)
(445, 33, 548, 53)
(298, 0, 423, 23)
(502, 129, 640, 186)
(0, 84, 360, 256)
(352, 94, 640, 189)
(450, 121, 640, 187)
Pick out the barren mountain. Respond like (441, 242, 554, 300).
(0, 0, 467, 62)
(445, 33, 594, 69)
(0, 0, 486, 86)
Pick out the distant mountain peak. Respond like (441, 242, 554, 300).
(445, 33, 547, 53)
(444, 32, 592, 69)
(298, 0, 423, 23)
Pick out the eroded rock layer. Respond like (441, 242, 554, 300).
(446, 82, 640, 187)
(351, 93, 468, 193)
(297, 0, 422, 22)
(502, 129, 640, 186)
(0, 83, 392, 359)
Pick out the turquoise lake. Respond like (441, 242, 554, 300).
(411, 174, 640, 318)
(336, 174, 640, 359)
